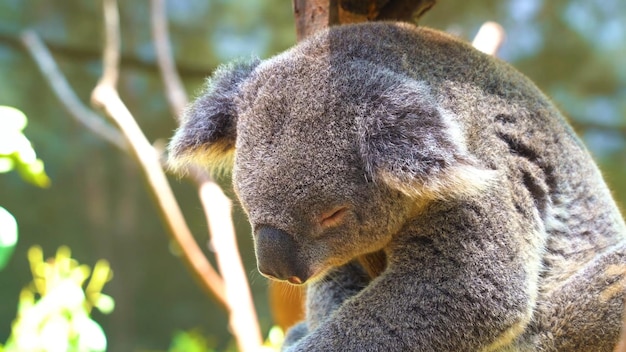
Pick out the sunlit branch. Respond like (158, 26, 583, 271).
(150, 0, 188, 118)
(0, 31, 211, 78)
(199, 182, 263, 351)
(150, 0, 263, 349)
(472, 21, 506, 56)
(20, 30, 127, 151)
(90, 0, 228, 308)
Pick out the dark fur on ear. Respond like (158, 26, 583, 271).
(356, 72, 495, 200)
(168, 57, 260, 172)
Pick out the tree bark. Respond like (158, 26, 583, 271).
(293, 0, 437, 40)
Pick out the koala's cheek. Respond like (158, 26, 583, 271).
(254, 226, 311, 285)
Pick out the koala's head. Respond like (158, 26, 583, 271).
(169, 25, 493, 285)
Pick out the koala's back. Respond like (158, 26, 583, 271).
(290, 23, 626, 292)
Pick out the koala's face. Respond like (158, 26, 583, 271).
(232, 57, 415, 284)
(168, 24, 494, 285)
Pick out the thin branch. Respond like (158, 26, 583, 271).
(150, 1, 262, 349)
(199, 183, 263, 351)
(150, 0, 188, 117)
(22, 28, 227, 308)
(0, 31, 212, 78)
(20, 30, 127, 151)
(571, 120, 626, 137)
(99, 0, 121, 88)
(471, 21, 506, 56)
(88, 0, 228, 308)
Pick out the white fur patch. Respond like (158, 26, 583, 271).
(380, 164, 497, 201)
(167, 145, 234, 177)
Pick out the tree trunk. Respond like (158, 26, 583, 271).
(293, 0, 437, 40)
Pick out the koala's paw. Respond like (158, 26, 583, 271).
(282, 322, 308, 350)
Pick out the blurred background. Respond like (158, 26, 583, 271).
(0, 0, 624, 350)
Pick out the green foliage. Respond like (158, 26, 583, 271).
(168, 329, 216, 352)
(0, 107, 112, 351)
(261, 325, 285, 352)
(0, 207, 18, 271)
(1, 246, 114, 352)
(0, 106, 50, 188)
(0, 106, 51, 271)
(165, 325, 284, 352)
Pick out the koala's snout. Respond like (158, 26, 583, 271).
(255, 226, 310, 285)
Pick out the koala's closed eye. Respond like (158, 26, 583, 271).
(319, 206, 350, 228)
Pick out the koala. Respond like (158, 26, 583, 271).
(168, 22, 626, 351)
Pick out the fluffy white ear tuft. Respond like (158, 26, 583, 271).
(379, 163, 497, 201)
(167, 58, 260, 174)
(167, 140, 235, 176)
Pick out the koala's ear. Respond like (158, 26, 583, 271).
(358, 80, 496, 200)
(168, 58, 260, 172)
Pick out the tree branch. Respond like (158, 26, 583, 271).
(293, 0, 335, 41)
(292, 0, 437, 40)
(472, 21, 506, 56)
(376, 0, 436, 21)
(198, 182, 263, 351)
(98, 0, 121, 88)
(22, 26, 228, 309)
(150, 0, 188, 118)
(0, 31, 212, 78)
(87, 0, 229, 308)
(20, 31, 127, 151)
(150, 0, 262, 350)
(571, 120, 626, 137)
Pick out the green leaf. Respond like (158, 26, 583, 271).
(39, 315, 71, 352)
(168, 329, 214, 352)
(0, 156, 15, 173)
(267, 325, 284, 347)
(0, 206, 18, 270)
(0, 132, 27, 156)
(0, 106, 50, 188)
(94, 294, 115, 314)
(0, 106, 28, 132)
(74, 315, 107, 352)
(17, 159, 51, 188)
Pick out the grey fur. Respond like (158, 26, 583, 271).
(168, 22, 626, 351)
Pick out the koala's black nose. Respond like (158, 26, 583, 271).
(255, 226, 309, 285)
